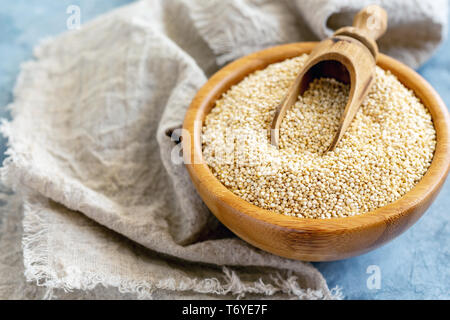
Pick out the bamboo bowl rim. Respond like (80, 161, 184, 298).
(183, 42, 450, 235)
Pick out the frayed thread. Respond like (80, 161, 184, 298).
(21, 197, 342, 300)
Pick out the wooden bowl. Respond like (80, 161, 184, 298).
(182, 42, 450, 261)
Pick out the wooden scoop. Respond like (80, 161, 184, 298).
(270, 5, 388, 151)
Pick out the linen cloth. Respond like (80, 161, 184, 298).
(0, 0, 447, 299)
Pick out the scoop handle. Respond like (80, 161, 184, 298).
(352, 5, 387, 40)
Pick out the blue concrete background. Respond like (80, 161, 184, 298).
(0, 0, 449, 299)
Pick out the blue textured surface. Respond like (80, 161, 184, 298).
(0, 1, 449, 299)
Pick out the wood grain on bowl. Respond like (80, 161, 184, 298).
(182, 42, 450, 261)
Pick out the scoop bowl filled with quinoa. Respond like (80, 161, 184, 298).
(183, 43, 450, 261)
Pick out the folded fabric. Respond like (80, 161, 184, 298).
(0, 0, 447, 299)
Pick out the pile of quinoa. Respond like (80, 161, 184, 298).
(202, 54, 436, 218)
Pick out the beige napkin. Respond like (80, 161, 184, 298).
(1, 0, 447, 299)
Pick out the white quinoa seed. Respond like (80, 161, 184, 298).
(202, 54, 436, 219)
